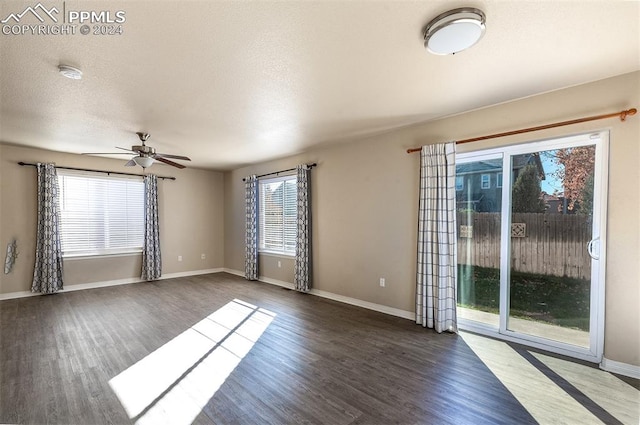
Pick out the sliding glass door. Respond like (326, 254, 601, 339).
(456, 132, 608, 362)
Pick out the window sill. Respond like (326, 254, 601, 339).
(259, 250, 295, 259)
(63, 251, 142, 260)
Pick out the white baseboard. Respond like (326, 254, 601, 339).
(223, 268, 245, 278)
(0, 290, 41, 301)
(310, 288, 414, 320)
(161, 268, 224, 280)
(0, 268, 224, 301)
(63, 277, 142, 293)
(259, 276, 295, 290)
(600, 357, 640, 379)
(222, 268, 414, 321)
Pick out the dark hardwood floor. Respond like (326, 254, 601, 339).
(1, 273, 638, 424)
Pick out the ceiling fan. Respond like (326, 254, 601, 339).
(83, 132, 191, 169)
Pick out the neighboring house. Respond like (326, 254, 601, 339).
(456, 153, 545, 212)
(542, 192, 569, 214)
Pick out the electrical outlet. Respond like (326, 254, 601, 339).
(379, 278, 385, 287)
(178, 255, 183, 262)
(277, 261, 281, 268)
(201, 253, 206, 260)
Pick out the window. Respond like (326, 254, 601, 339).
(57, 170, 145, 257)
(258, 175, 297, 255)
(481, 174, 491, 189)
(497, 172, 503, 188)
(456, 176, 464, 191)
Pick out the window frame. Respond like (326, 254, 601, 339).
(57, 170, 145, 258)
(258, 175, 297, 257)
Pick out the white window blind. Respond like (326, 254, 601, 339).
(57, 170, 145, 256)
(259, 176, 297, 255)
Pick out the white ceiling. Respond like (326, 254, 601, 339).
(1, 1, 639, 170)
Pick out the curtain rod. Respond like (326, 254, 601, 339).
(406, 108, 637, 154)
(242, 163, 317, 181)
(18, 162, 176, 180)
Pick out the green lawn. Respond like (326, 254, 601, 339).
(457, 265, 590, 331)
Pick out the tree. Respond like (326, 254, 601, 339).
(577, 172, 594, 215)
(552, 146, 595, 211)
(512, 165, 545, 213)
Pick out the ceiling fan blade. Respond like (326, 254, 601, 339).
(116, 146, 136, 153)
(154, 153, 191, 161)
(82, 152, 133, 155)
(155, 156, 186, 169)
(124, 159, 136, 167)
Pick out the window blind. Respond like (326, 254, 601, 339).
(57, 170, 145, 256)
(259, 176, 297, 255)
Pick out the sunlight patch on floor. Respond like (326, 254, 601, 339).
(460, 331, 612, 424)
(109, 299, 276, 425)
(532, 352, 640, 424)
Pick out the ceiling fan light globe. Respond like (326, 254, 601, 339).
(133, 156, 155, 168)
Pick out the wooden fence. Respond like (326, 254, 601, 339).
(457, 212, 593, 279)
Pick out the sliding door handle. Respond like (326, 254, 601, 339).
(587, 237, 600, 260)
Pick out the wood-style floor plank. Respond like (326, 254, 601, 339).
(1, 273, 638, 424)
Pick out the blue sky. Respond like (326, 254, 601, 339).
(539, 150, 563, 195)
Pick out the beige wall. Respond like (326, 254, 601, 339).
(0, 144, 225, 294)
(225, 71, 640, 366)
(1, 73, 637, 366)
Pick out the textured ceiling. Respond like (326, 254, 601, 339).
(1, 1, 639, 170)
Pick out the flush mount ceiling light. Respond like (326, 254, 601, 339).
(58, 64, 83, 80)
(423, 8, 486, 55)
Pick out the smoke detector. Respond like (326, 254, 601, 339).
(58, 65, 83, 80)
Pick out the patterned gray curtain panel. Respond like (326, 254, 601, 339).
(141, 175, 162, 281)
(245, 175, 258, 281)
(416, 143, 458, 333)
(294, 165, 311, 292)
(32, 163, 64, 294)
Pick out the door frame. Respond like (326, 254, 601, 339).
(456, 130, 609, 363)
